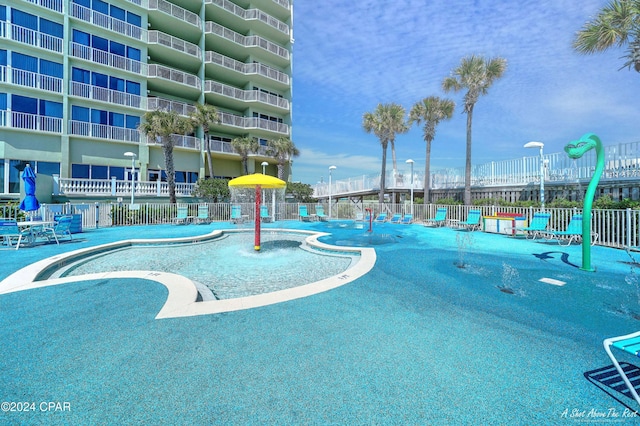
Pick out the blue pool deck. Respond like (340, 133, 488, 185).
(2, 220, 640, 424)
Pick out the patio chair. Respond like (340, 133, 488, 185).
(299, 205, 311, 222)
(519, 212, 551, 239)
(389, 214, 402, 224)
(401, 214, 413, 224)
(0, 219, 28, 250)
(260, 205, 272, 223)
(194, 204, 210, 224)
(315, 205, 328, 221)
(545, 214, 597, 246)
(457, 210, 481, 231)
(424, 207, 447, 227)
(374, 213, 387, 222)
(231, 205, 244, 224)
(40, 215, 73, 245)
(172, 205, 190, 225)
(603, 330, 640, 408)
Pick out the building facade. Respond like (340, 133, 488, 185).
(0, 0, 293, 200)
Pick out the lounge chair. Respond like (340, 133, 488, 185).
(457, 210, 481, 231)
(424, 208, 447, 227)
(40, 215, 73, 244)
(173, 205, 190, 225)
(374, 213, 387, 222)
(518, 212, 551, 239)
(0, 219, 28, 249)
(545, 214, 597, 246)
(603, 330, 640, 408)
(401, 214, 413, 224)
(260, 205, 272, 223)
(194, 204, 210, 224)
(315, 205, 328, 221)
(231, 205, 243, 224)
(299, 205, 311, 222)
(389, 214, 402, 224)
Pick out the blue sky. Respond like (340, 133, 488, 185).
(289, 0, 640, 185)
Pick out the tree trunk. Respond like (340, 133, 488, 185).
(379, 143, 387, 204)
(277, 161, 284, 180)
(390, 139, 397, 182)
(205, 132, 214, 178)
(464, 106, 474, 206)
(424, 139, 432, 204)
(163, 142, 177, 204)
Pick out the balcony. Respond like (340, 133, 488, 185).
(57, 177, 195, 198)
(70, 81, 143, 109)
(204, 80, 289, 111)
(148, 0, 202, 43)
(71, 3, 146, 41)
(147, 97, 196, 116)
(71, 42, 146, 75)
(145, 134, 200, 150)
(69, 120, 141, 143)
(0, 111, 62, 133)
(147, 30, 201, 73)
(0, 22, 63, 53)
(24, 0, 63, 13)
(1, 66, 63, 93)
(147, 64, 201, 98)
(217, 111, 288, 136)
(204, 51, 289, 88)
(205, 0, 289, 42)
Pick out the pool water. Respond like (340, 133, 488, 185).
(61, 232, 355, 299)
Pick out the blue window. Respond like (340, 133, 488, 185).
(72, 106, 90, 121)
(11, 52, 37, 72)
(12, 95, 37, 113)
(110, 41, 125, 57)
(92, 0, 108, 15)
(35, 161, 59, 176)
(72, 67, 90, 83)
(92, 35, 108, 52)
(39, 100, 63, 118)
(91, 72, 108, 88)
(39, 18, 63, 38)
(0, 50, 5, 66)
(109, 76, 124, 92)
(72, 29, 90, 46)
(110, 166, 125, 180)
(73, 0, 91, 7)
(11, 10, 37, 30)
(110, 5, 125, 21)
(91, 109, 107, 124)
(71, 164, 90, 179)
(126, 46, 140, 61)
(40, 59, 63, 78)
(126, 12, 141, 27)
(92, 165, 108, 179)
(126, 81, 140, 95)
(0, 6, 6, 21)
(0, 93, 6, 110)
(109, 112, 124, 127)
(125, 115, 139, 129)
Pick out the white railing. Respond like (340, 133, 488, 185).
(69, 120, 140, 143)
(149, 0, 201, 28)
(71, 3, 145, 41)
(272, 0, 290, 9)
(206, 0, 289, 35)
(70, 81, 143, 108)
(2, 111, 62, 133)
(57, 178, 196, 199)
(24, 0, 63, 12)
(205, 22, 289, 60)
(204, 80, 289, 109)
(147, 97, 196, 116)
(71, 42, 145, 75)
(148, 31, 201, 58)
(205, 51, 290, 85)
(218, 112, 289, 134)
(2, 22, 63, 53)
(144, 134, 200, 150)
(148, 64, 201, 90)
(2, 66, 63, 93)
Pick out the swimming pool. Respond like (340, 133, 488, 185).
(1, 221, 640, 424)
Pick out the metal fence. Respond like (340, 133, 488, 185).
(2, 202, 640, 250)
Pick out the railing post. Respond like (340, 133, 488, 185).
(95, 202, 100, 229)
(627, 208, 632, 248)
(157, 179, 161, 197)
(111, 176, 116, 195)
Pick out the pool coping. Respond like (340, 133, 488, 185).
(0, 228, 376, 319)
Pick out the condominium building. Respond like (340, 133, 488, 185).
(0, 0, 293, 201)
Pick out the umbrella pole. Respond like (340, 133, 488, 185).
(254, 185, 261, 251)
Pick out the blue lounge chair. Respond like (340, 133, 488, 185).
(424, 208, 447, 227)
(299, 205, 311, 222)
(389, 214, 402, 224)
(40, 215, 73, 244)
(401, 214, 413, 224)
(173, 205, 190, 225)
(545, 214, 597, 246)
(260, 205, 272, 222)
(194, 204, 210, 224)
(231, 205, 243, 224)
(315, 205, 328, 221)
(458, 210, 481, 231)
(519, 212, 551, 239)
(374, 213, 387, 222)
(0, 219, 29, 249)
(604, 330, 640, 408)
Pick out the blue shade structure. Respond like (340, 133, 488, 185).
(19, 164, 40, 213)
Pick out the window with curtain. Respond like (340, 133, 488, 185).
(11, 52, 37, 72)
(91, 35, 108, 52)
(0, 50, 6, 66)
(72, 29, 90, 46)
(72, 67, 90, 83)
(0, 93, 6, 110)
(71, 164, 90, 178)
(110, 166, 125, 180)
(91, 72, 108, 88)
(110, 41, 125, 57)
(126, 81, 140, 95)
(92, 0, 108, 15)
(108, 112, 124, 127)
(11, 94, 37, 113)
(72, 105, 90, 121)
(39, 100, 63, 118)
(125, 115, 139, 129)
(110, 76, 124, 92)
(73, 0, 91, 8)
(126, 46, 140, 61)
(91, 108, 107, 124)
(11, 9, 37, 29)
(39, 18, 63, 38)
(110, 5, 125, 21)
(92, 165, 108, 179)
(126, 12, 141, 27)
(40, 59, 63, 78)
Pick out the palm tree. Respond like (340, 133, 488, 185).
(266, 136, 300, 180)
(231, 136, 260, 175)
(573, 0, 640, 72)
(363, 103, 408, 204)
(189, 104, 220, 179)
(442, 55, 507, 205)
(138, 109, 193, 204)
(408, 96, 455, 204)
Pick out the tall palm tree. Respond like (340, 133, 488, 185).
(189, 104, 220, 178)
(363, 103, 408, 204)
(442, 55, 507, 205)
(231, 136, 260, 175)
(573, 0, 640, 72)
(266, 136, 300, 180)
(138, 109, 193, 204)
(408, 96, 455, 204)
